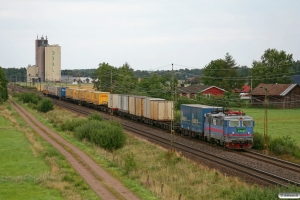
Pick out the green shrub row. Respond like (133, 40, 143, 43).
(60, 118, 88, 132)
(74, 120, 126, 151)
(253, 132, 300, 158)
(18, 92, 42, 104)
(17, 92, 53, 113)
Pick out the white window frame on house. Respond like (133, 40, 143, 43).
(203, 94, 211, 98)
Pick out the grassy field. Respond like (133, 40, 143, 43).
(0, 103, 100, 200)
(238, 107, 300, 146)
(9, 87, 300, 199)
(20, 100, 299, 200)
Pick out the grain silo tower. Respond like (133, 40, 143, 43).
(35, 35, 48, 81)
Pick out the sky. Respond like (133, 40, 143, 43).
(1, 0, 300, 71)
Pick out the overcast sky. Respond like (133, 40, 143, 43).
(1, 0, 299, 71)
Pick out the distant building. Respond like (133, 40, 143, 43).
(178, 85, 226, 98)
(251, 83, 300, 109)
(27, 35, 61, 82)
(233, 85, 251, 93)
(26, 64, 38, 82)
(60, 75, 93, 84)
(45, 45, 61, 82)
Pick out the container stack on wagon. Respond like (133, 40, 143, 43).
(108, 94, 119, 113)
(118, 94, 129, 117)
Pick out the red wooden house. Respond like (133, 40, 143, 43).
(178, 85, 226, 98)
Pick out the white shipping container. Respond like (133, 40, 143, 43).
(118, 94, 129, 112)
(108, 94, 119, 109)
(48, 85, 55, 95)
(54, 86, 60, 96)
(150, 101, 174, 121)
(144, 98, 165, 119)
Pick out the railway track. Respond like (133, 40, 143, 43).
(239, 150, 300, 174)
(8, 85, 300, 188)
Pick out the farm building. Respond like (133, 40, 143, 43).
(178, 85, 226, 98)
(251, 83, 300, 109)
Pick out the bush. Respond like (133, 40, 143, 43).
(60, 118, 87, 132)
(74, 120, 126, 151)
(88, 112, 103, 121)
(37, 98, 54, 113)
(252, 132, 265, 150)
(28, 102, 38, 109)
(269, 135, 300, 157)
(18, 92, 42, 104)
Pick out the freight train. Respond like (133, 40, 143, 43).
(43, 85, 255, 149)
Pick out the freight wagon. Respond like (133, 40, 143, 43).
(43, 84, 255, 149)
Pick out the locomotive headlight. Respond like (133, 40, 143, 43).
(232, 132, 234, 135)
(248, 132, 250, 135)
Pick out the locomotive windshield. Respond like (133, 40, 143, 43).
(242, 120, 252, 127)
(229, 120, 240, 127)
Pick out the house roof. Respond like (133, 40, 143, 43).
(251, 83, 298, 96)
(241, 85, 251, 93)
(178, 85, 226, 94)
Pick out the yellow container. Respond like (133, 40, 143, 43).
(85, 90, 94, 103)
(79, 89, 87, 101)
(92, 91, 110, 105)
(66, 88, 75, 99)
(73, 89, 80, 100)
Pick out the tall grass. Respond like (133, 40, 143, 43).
(0, 102, 100, 200)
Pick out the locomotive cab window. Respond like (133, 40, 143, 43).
(229, 120, 240, 127)
(216, 119, 223, 126)
(242, 120, 252, 127)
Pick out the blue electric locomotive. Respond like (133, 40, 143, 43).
(180, 104, 254, 149)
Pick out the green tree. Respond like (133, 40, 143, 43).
(138, 73, 171, 98)
(291, 60, 300, 74)
(113, 63, 138, 94)
(37, 98, 54, 113)
(93, 63, 116, 92)
(3, 67, 27, 82)
(201, 53, 243, 91)
(251, 48, 293, 88)
(0, 67, 9, 102)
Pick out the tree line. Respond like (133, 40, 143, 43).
(1, 48, 300, 102)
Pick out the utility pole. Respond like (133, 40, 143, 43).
(261, 87, 269, 155)
(110, 67, 113, 115)
(170, 63, 176, 151)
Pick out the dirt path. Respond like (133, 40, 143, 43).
(9, 100, 140, 200)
